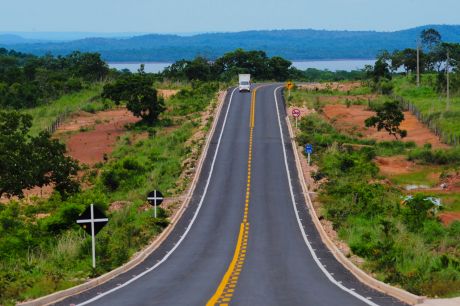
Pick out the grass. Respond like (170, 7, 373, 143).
(0, 82, 219, 304)
(388, 167, 441, 187)
(22, 84, 111, 136)
(296, 112, 460, 297)
(392, 75, 460, 144)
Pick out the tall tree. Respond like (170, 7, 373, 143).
(0, 111, 79, 198)
(365, 101, 407, 139)
(421, 28, 442, 51)
(102, 75, 165, 124)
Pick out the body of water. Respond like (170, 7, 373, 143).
(108, 59, 375, 74)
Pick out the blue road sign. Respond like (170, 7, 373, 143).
(305, 144, 313, 154)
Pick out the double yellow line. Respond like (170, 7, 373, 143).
(207, 88, 257, 306)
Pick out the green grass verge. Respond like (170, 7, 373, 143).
(297, 113, 460, 297)
(392, 75, 460, 144)
(22, 84, 112, 136)
(0, 82, 219, 305)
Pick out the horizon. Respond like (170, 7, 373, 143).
(1, 24, 459, 41)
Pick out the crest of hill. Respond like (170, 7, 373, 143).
(1, 25, 459, 62)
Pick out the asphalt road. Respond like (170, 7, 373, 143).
(58, 84, 407, 306)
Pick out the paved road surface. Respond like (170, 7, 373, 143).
(58, 84, 407, 306)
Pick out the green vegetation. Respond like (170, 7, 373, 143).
(0, 81, 219, 304)
(297, 114, 460, 297)
(102, 74, 165, 124)
(162, 49, 295, 82)
(364, 101, 407, 139)
(0, 111, 79, 199)
(22, 85, 113, 135)
(0, 49, 110, 109)
(393, 76, 460, 144)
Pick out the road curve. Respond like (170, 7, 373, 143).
(57, 84, 407, 306)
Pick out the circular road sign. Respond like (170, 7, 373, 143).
(292, 108, 301, 118)
(147, 190, 164, 206)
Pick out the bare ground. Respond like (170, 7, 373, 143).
(323, 104, 448, 148)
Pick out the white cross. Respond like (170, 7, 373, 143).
(147, 190, 163, 205)
(147, 190, 163, 218)
(76, 204, 108, 268)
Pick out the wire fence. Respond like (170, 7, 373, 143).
(46, 110, 70, 134)
(394, 95, 459, 146)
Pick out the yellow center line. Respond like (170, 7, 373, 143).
(207, 88, 257, 306)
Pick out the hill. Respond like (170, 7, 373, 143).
(1, 25, 460, 62)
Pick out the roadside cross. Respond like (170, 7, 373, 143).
(147, 190, 164, 218)
(76, 204, 108, 268)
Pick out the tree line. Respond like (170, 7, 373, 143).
(366, 28, 460, 93)
(0, 48, 109, 109)
(161, 49, 295, 82)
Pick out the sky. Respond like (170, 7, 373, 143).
(1, 0, 459, 35)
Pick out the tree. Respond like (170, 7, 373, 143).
(102, 74, 165, 124)
(371, 51, 392, 82)
(421, 28, 442, 52)
(268, 56, 292, 81)
(365, 101, 407, 139)
(0, 111, 79, 198)
(184, 57, 213, 81)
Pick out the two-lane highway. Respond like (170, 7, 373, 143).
(58, 85, 407, 306)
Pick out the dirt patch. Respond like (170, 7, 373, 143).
(439, 212, 460, 226)
(157, 89, 179, 99)
(298, 81, 363, 92)
(375, 156, 418, 175)
(56, 108, 140, 165)
(323, 104, 448, 148)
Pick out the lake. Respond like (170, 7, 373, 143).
(108, 59, 375, 74)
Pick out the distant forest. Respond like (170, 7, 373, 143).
(1, 25, 460, 62)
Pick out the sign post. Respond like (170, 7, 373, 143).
(76, 204, 108, 268)
(292, 108, 301, 128)
(305, 144, 313, 166)
(286, 81, 294, 98)
(147, 190, 164, 218)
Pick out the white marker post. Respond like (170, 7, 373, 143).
(76, 204, 108, 268)
(147, 190, 164, 218)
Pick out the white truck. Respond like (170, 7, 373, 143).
(238, 74, 251, 92)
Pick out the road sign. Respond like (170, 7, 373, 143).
(292, 108, 301, 128)
(305, 144, 313, 165)
(77, 204, 108, 268)
(286, 81, 294, 90)
(147, 190, 164, 218)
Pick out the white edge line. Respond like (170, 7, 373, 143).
(77, 87, 239, 306)
(273, 86, 379, 306)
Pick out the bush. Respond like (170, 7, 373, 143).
(408, 147, 460, 165)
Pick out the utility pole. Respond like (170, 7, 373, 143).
(446, 50, 450, 111)
(416, 39, 420, 87)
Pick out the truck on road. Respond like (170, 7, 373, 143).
(238, 74, 251, 92)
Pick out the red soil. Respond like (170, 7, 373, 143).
(439, 212, 460, 226)
(323, 104, 448, 149)
(57, 108, 139, 165)
(375, 156, 418, 175)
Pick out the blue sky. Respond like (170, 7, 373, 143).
(1, 0, 459, 33)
